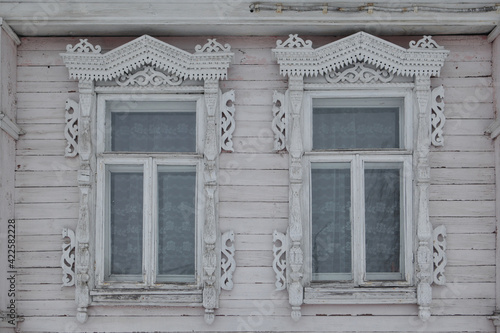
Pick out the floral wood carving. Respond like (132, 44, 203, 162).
(409, 35, 443, 49)
(433, 225, 447, 285)
(66, 39, 101, 53)
(325, 62, 394, 84)
(64, 99, 79, 157)
(431, 85, 445, 147)
(276, 34, 313, 49)
(115, 66, 183, 87)
(220, 230, 236, 291)
(272, 91, 287, 151)
(61, 228, 76, 287)
(220, 90, 236, 152)
(195, 39, 231, 53)
(272, 230, 287, 291)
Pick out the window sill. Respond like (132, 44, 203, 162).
(90, 288, 203, 306)
(304, 286, 416, 304)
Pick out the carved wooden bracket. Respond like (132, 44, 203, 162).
(64, 99, 79, 157)
(272, 230, 287, 291)
(272, 91, 287, 151)
(431, 85, 445, 147)
(220, 90, 236, 152)
(61, 228, 76, 287)
(220, 230, 236, 291)
(432, 225, 447, 285)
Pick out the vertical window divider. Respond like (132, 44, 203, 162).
(142, 159, 152, 286)
(149, 157, 157, 286)
(353, 154, 364, 286)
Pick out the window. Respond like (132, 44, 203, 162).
(96, 96, 204, 288)
(271, 31, 449, 321)
(305, 94, 413, 287)
(61, 35, 235, 324)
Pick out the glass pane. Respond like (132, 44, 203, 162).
(109, 170, 143, 277)
(311, 163, 351, 280)
(157, 166, 196, 282)
(313, 99, 401, 149)
(108, 101, 196, 152)
(364, 164, 402, 278)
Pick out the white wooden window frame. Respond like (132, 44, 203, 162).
(60, 35, 235, 324)
(95, 94, 205, 290)
(95, 94, 205, 289)
(271, 32, 449, 321)
(302, 89, 414, 290)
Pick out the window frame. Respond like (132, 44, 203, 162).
(94, 93, 205, 291)
(302, 88, 415, 292)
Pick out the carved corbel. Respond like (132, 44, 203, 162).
(64, 99, 79, 157)
(220, 230, 236, 291)
(431, 85, 445, 147)
(272, 91, 287, 151)
(220, 90, 236, 152)
(61, 228, 76, 287)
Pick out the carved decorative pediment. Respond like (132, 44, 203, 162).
(61, 35, 234, 82)
(273, 31, 449, 78)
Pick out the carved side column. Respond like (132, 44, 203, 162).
(287, 75, 304, 321)
(75, 80, 95, 323)
(202, 79, 219, 324)
(414, 75, 433, 321)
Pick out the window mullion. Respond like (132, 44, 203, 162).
(353, 154, 365, 286)
(143, 157, 154, 286)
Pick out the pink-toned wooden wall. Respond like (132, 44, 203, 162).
(13, 35, 496, 332)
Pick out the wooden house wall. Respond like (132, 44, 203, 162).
(0, 26, 18, 333)
(13, 35, 496, 332)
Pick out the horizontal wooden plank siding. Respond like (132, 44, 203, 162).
(13, 34, 496, 333)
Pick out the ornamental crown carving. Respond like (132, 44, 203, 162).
(61, 35, 234, 81)
(273, 31, 449, 78)
(276, 34, 313, 49)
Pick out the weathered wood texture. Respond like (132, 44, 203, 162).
(0, 26, 19, 333)
(13, 35, 496, 332)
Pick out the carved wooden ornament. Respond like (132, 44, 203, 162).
(61, 228, 76, 287)
(64, 99, 79, 157)
(272, 32, 448, 321)
(431, 85, 445, 146)
(61, 36, 234, 324)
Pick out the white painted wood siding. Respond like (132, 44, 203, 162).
(14, 35, 496, 332)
